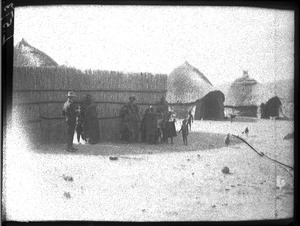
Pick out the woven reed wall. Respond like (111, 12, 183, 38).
(13, 67, 167, 144)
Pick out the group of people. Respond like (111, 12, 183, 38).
(62, 91, 100, 152)
(120, 96, 173, 144)
(120, 96, 188, 145)
(119, 96, 196, 145)
(63, 91, 194, 151)
(140, 96, 174, 144)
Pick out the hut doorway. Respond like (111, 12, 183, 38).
(195, 90, 225, 120)
(260, 96, 282, 119)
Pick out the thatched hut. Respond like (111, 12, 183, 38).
(260, 96, 282, 119)
(166, 61, 213, 118)
(224, 71, 273, 117)
(14, 38, 58, 67)
(195, 90, 225, 120)
(167, 61, 213, 103)
(260, 79, 294, 119)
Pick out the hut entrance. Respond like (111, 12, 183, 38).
(260, 96, 282, 119)
(195, 90, 225, 120)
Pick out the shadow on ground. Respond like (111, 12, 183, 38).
(33, 131, 242, 156)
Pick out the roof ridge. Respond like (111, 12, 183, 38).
(14, 39, 58, 67)
(183, 61, 213, 86)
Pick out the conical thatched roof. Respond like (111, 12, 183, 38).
(224, 71, 273, 107)
(166, 61, 213, 103)
(14, 38, 58, 67)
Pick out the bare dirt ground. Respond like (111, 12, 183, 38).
(3, 117, 294, 221)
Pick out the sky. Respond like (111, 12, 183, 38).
(14, 5, 294, 85)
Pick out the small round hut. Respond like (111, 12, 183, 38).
(260, 79, 293, 119)
(260, 96, 282, 119)
(224, 71, 272, 117)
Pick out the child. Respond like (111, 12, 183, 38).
(187, 110, 193, 131)
(178, 119, 189, 145)
(75, 106, 84, 144)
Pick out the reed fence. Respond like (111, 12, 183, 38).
(12, 66, 167, 144)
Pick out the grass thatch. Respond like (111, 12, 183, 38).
(14, 39, 58, 67)
(224, 73, 273, 107)
(166, 61, 213, 103)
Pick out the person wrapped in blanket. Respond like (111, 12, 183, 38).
(82, 94, 100, 144)
(120, 96, 140, 142)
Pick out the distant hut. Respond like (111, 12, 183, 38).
(195, 90, 225, 120)
(166, 61, 213, 118)
(224, 71, 273, 117)
(260, 96, 282, 118)
(260, 79, 293, 119)
(14, 38, 58, 67)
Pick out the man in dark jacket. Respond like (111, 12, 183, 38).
(140, 108, 150, 143)
(156, 97, 169, 117)
(146, 106, 158, 144)
(62, 91, 78, 152)
(125, 96, 140, 142)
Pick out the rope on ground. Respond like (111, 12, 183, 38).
(231, 134, 263, 157)
(230, 134, 294, 172)
(279, 165, 293, 177)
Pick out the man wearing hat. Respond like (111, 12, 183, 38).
(124, 96, 140, 142)
(146, 106, 158, 144)
(62, 91, 78, 152)
(156, 96, 169, 121)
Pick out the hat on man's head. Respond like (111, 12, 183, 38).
(67, 91, 76, 97)
(129, 96, 136, 101)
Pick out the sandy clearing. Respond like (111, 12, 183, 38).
(3, 118, 294, 221)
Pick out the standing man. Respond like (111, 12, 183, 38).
(156, 96, 169, 115)
(156, 96, 169, 123)
(119, 104, 130, 142)
(62, 91, 78, 152)
(126, 96, 140, 142)
(140, 108, 150, 143)
(146, 106, 158, 144)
